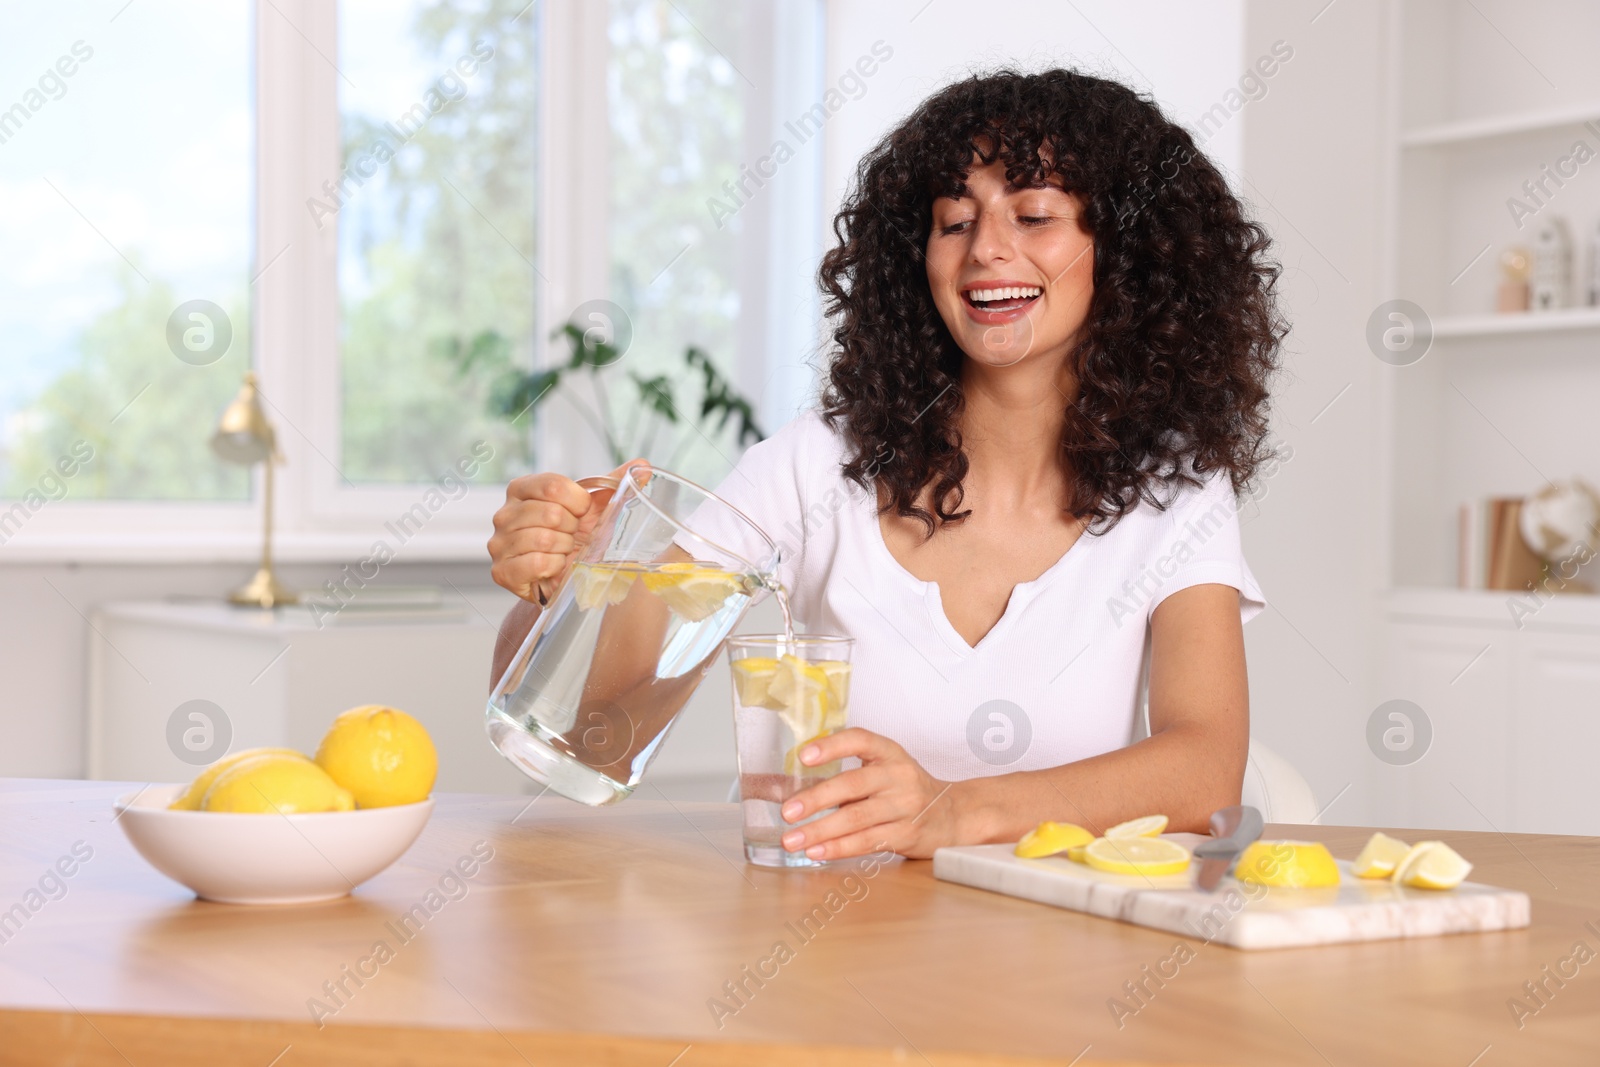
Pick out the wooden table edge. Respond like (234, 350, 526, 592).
(0, 1007, 1199, 1067)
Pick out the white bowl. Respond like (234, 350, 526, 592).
(114, 784, 434, 905)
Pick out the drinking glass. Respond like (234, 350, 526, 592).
(487, 467, 779, 805)
(728, 634, 854, 867)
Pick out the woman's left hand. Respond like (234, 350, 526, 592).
(779, 728, 959, 861)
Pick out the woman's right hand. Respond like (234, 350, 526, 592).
(488, 458, 647, 604)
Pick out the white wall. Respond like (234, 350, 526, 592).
(818, 0, 1388, 819)
(821, 0, 1246, 237)
(1235, 0, 1388, 823)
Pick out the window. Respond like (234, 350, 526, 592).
(0, 0, 821, 557)
(0, 2, 253, 503)
(337, 0, 538, 485)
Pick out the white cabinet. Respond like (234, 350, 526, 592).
(1511, 634, 1600, 835)
(87, 597, 534, 794)
(1380, 590, 1600, 834)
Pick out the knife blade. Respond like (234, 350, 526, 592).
(1192, 805, 1264, 892)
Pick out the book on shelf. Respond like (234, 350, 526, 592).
(1459, 498, 1544, 592)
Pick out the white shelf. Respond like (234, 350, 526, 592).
(1401, 101, 1600, 148)
(1386, 586, 1600, 629)
(1432, 307, 1600, 339)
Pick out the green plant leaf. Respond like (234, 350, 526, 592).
(629, 372, 679, 422)
(491, 367, 561, 423)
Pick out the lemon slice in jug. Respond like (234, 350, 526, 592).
(641, 562, 743, 622)
(570, 562, 640, 611)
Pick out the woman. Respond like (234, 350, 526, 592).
(488, 68, 1283, 862)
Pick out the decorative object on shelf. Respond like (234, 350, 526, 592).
(1496, 246, 1531, 313)
(1531, 218, 1573, 311)
(1518, 479, 1600, 593)
(211, 372, 298, 608)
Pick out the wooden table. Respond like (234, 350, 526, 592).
(1, 779, 1596, 1066)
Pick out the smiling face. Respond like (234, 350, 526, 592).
(925, 155, 1095, 373)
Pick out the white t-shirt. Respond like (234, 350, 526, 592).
(691, 410, 1265, 782)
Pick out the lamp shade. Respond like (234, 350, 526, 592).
(210, 371, 276, 465)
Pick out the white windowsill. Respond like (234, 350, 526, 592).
(0, 530, 493, 566)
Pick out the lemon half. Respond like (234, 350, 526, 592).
(1235, 841, 1341, 888)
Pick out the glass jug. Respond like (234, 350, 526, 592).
(486, 465, 780, 805)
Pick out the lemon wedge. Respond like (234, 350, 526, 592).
(817, 660, 851, 718)
(1235, 841, 1341, 888)
(1065, 842, 1091, 863)
(731, 657, 781, 707)
(1083, 836, 1191, 876)
(641, 561, 743, 622)
(1392, 841, 1472, 890)
(1014, 821, 1096, 859)
(1106, 814, 1169, 838)
(766, 654, 830, 720)
(570, 562, 641, 611)
(1352, 831, 1412, 879)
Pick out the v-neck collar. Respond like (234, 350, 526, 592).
(861, 491, 1096, 657)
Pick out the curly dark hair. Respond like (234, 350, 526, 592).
(818, 67, 1285, 535)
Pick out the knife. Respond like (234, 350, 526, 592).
(1192, 805, 1264, 892)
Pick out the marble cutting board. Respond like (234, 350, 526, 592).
(932, 836, 1531, 950)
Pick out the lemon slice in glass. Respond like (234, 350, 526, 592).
(816, 660, 851, 718)
(1235, 841, 1341, 888)
(1352, 831, 1411, 879)
(1105, 814, 1169, 838)
(1083, 836, 1191, 876)
(766, 655, 835, 777)
(641, 561, 743, 621)
(1392, 841, 1472, 890)
(1014, 821, 1095, 859)
(730, 657, 780, 707)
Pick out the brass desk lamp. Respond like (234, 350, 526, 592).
(211, 372, 298, 607)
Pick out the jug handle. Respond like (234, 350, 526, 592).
(536, 475, 625, 608)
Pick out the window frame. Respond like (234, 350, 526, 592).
(1, 0, 819, 563)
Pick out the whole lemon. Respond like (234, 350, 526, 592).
(314, 705, 437, 808)
(169, 747, 310, 810)
(202, 753, 355, 813)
